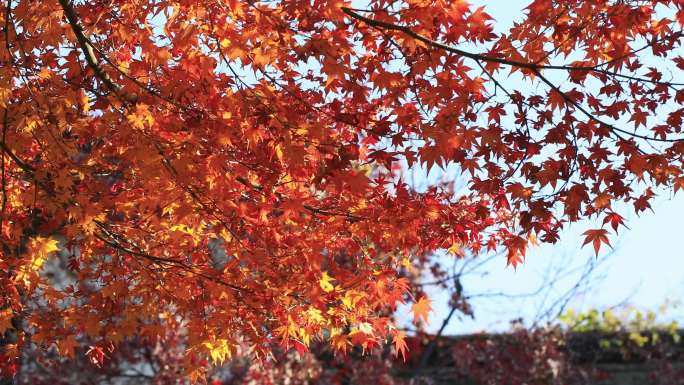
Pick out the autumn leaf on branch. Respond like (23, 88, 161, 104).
(412, 296, 433, 325)
(392, 331, 409, 361)
(582, 229, 612, 256)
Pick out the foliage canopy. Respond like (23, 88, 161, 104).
(1, 0, 684, 379)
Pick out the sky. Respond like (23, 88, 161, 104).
(419, 192, 684, 335)
(393, 0, 684, 335)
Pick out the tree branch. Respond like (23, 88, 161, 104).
(342, 7, 684, 87)
(343, 7, 684, 144)
(57, 0, 137, 103)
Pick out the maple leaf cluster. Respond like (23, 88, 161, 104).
(0, 0, 683, 379)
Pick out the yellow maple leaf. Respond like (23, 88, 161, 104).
(319, 271, 335, 293)
(447, 242, 463, 257)
(79, 89, 89, 113)
(341, 290, 364, 310)
(38, 67, 51, 80)
(30, 237, 59, 270)
(305, 306, 325, 325)
(127, 103, 154, 129)
(15, 237, 59, 284)
(204, 338, 232, 363)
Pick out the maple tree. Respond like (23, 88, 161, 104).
(1, 0, 684, 381)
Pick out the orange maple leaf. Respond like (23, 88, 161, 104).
(393, 331, 409, 361)
(411, 296, 432, 324)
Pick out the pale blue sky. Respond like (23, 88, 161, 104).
(419, 193, 684, 334)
